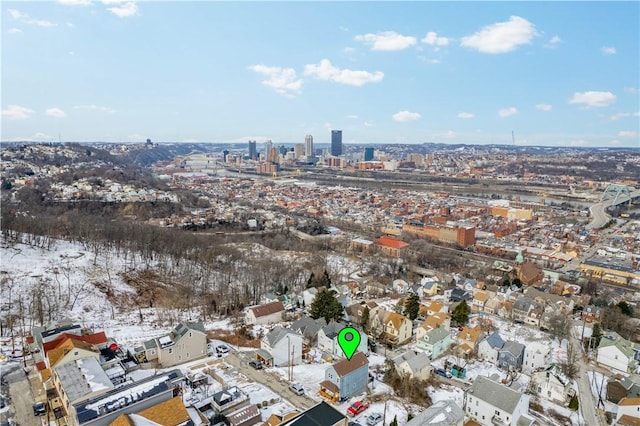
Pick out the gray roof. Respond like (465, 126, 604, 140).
(513, 296, 533, 312)
(423, 326, 450, 343)
(483, 332, 505, 350)
(467, 375, 525, 414)
(393, 350, 431, 373)
(321, 322, 347, 339)
(405, 400, 464, 426)
(54, 357, 114, 403)
(264, 326, 300, 346)
(500, 341, 525, 357)
(291, 316, 326, 339)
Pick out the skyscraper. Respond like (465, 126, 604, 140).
(304, 134, 314, 158)
(248, 140, 257, 160)
(264, 140, 273, 161)
(331, 130, 342, 157)
(364, 147, 374, 161)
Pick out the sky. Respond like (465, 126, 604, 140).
(1, 1, 639, 147)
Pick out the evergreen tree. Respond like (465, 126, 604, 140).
(512, 278, 522, 288)
(361, 306, 370, 332)
(618, 301, 634, 317)
(309, 288, 344, 323)
(306, 272, 315, 289)
(390, 415, 398, 426)
(592, 322, 602, 348)
(451, 300, 471, 325)
(403, 292, 420, 320)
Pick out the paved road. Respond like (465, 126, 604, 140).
(2, 364, 36, 426)
(569, 331, 607, 426)
(226, 352, 315, 411)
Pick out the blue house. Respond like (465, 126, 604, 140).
(416, 326, 451, 360)
(319, 352, 369, 402)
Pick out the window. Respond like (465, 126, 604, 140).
(189, 332, 192, 338)
(187, 352, 190, 358)
(495, 410, 500, 415)
(169, 348, 173, 354)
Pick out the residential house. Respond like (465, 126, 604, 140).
(374, 236, 410, 257)
(370, 309, 412, 346)
(109, 396, 204, 426)
(512, 296, 534, 323)
(262, 410, 301, 426)
(416, 326, 451, 360)
(392, 350, 432, 380)
(302, 288, 319, 307)
(518, 262, 543, 286)
(392, 279, 411, 294)
(143, 322, 207, 368)
(472, 291, 489, 312)
(212, 387, 250, 416)
(70, 369, 184, 426)
(456, 325, 484, 358)
(615, 397, 640, 426)
(525, 304, 544, 327)
(523, 342, 551, 375)
(317, 322, 368, 359)
(607, 374, 640, 403)
(498, 341, 525, 371)
(38, 337, 101, 381)
(464, 375, 535, 426)
(524, 287, 575, 314)
(319, 352, 369, 402)
(531, 365, 576, 406)
(582, 305, 603, 323)
(415, 313, 450, 341)
(447, 288, 472, 303)
(260, 327, 303, 367)
(477, 332, 505, 364)
(483, 296, 502, 315)
(246, 301, 285, 326)
(365, 281, 387, 296)
(497, 301, 513, 320)
(404, 400, 464, 426)
(290, 316, 326, 346)
(597, 332, 640, 374)
(226, 404, 261, 426)
(347, 301, 378, 326)
(280, 401, 348, 426)
(53, 356, 114, 416)
(419, 277, 441, 297)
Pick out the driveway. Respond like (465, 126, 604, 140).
(226, 351, 316, 411)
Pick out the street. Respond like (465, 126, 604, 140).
(2, 364, 37, 426)
(570, 329, 607, 426)
(226, 351, 316, 411)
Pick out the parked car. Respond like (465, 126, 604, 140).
(289, 383, 304, 395)
(248, 360, 264, 370)
(33, 401, 47, 416)
(347, 400, 370, 416)
(366, 413, 383, 425)
(435, 368, 452, 379)
(216, 344, 230, 354)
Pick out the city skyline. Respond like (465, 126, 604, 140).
(1, 1, 639, 147)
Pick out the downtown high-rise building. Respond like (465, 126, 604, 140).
(248, 140, 257, 160)
(331, 130, 342, 157)
(364, 147, 374, 161)
(304, 134, 314, 158)
(263, 140, 273, 161)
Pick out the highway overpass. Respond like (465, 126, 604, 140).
(586, 185, 640, 229)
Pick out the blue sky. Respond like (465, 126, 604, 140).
(2, 1, 639, 147)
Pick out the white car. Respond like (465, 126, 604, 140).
(289, 383, 304, 395)
(216, 344, 230, 354)
(366, 413, 383, 425)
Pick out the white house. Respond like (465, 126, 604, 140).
(246, 301, 285, 326)
(405, 400, 464, 426)
(531, 365, 575, 406)
(464, 375, 535, 426)
(477, 332, 505, 364)
(317, 322, 368, 359)
(261, 327, 303, 367)
(392, 350, 432, 380)
(615, 397, 640, 425)
(523, 341, 551, 374)
(597, 332, 639, 374)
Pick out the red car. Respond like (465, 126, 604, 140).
(347, 400, 370, 416)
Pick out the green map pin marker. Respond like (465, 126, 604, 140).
(338, 327, 361, 361)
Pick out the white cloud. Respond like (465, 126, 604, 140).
(392, 110, 421, 122)
(346, 115, 358, 119)
(569, 91, 616, 107)
(610, 111, 640, 121)
(248, 64, 302, 97)
(364, 121, 374, 127)
(45, 107, 66, 118)
(498, 107, 518, 117)
(625, 87, 639, 95)
(74, 104, 116, 113)
(354, 31, 417, 51)
(461, 16, 536, 54)
(432, 130, 456, 140)
(536, 104, 552, 111)
(59, 0, 92, 5)
(8, 28, 22, 34)
(8, 9, 56, 27)
(105, 1, 137, 18)
(600, 46, 616, 55)
(304, 59, 383, 86)
(421, 31, 449, 46)
(544, 35, 562, 48)
(457, 112, 475, 119)
(1, 105, 35, 120)
(618, 131, 638, 138)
